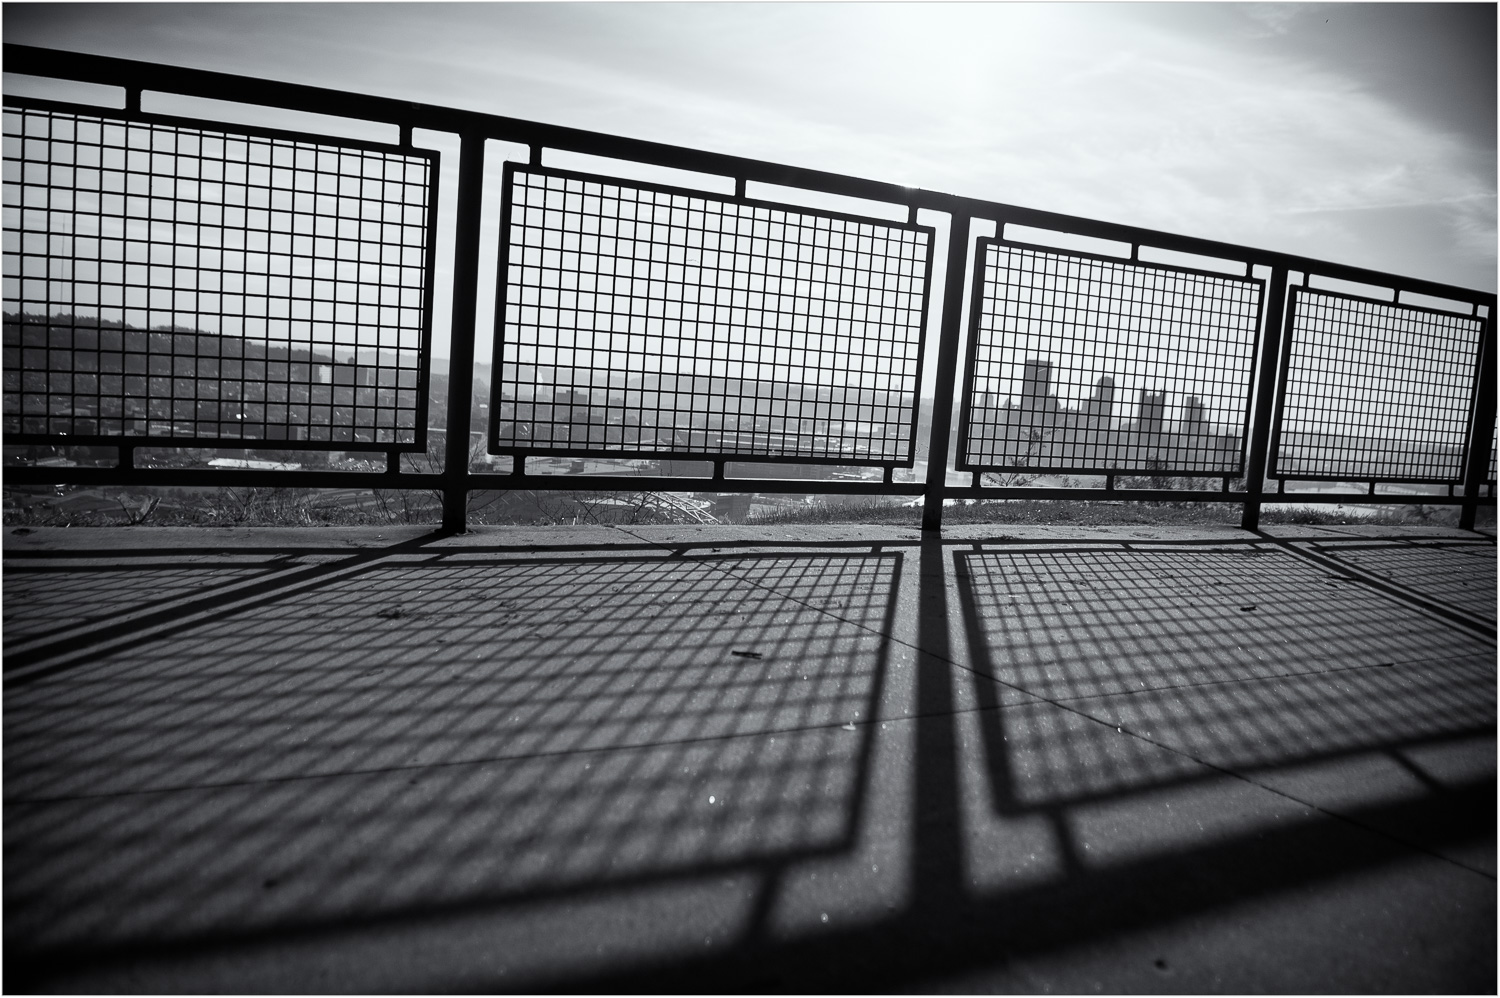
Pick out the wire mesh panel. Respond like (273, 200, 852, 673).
(1, 102, 437, 449)
(489, 163, 934, 467)
(1272, 289, 1483, 483)
(959, 240, 1263, 477)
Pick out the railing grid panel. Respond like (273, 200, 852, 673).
(1, 103, 437, 448)
(490, 164, 934, 466)
(1273, 289, 1482, 483)
(960, 241, 1262, 476)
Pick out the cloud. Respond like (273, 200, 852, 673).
(6, 2, 1493, 292)
(1240, 3, 1304, 38)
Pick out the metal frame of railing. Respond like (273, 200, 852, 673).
(955, 236, 1269, 482)
(4, 44, 1495, 532)
(487, 160, 938, 474)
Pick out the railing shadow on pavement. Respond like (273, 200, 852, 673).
(3, 530, 1494, 993)
(1281, 536, 1499, 624)
(2, 531, 451, 678)
(3, 543, 899, 990)
(3, 559, 290, 647)
(955, 542, 1497, 818)
(0, 528, 933, 678)
(554, 534, 1495, 994)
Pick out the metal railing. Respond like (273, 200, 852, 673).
(4, 44, 1495, 531)
(489, 162, 935, 472)
(957, 239, 1265, 481)
(3, 101, 438, 454)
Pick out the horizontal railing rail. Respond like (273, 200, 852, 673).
(4, 43, 1495, 531)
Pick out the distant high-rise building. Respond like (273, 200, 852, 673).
(1020, 355, 1056, 414)
(1019, 359, 1053, 407)
(1136, 391, 1166, 434)
(1180, 396, 1208, 433)
(1083, 375, 1115, 426)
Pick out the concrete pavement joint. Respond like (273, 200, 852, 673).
(11, 633, 1417, 807)
(617, 527, 1498, 880)
(2, 534, 456, 683)
(614, 525, 1007, 685)
(5, 560, 305, 659)
(1, 709, 901, 806)
(1297, 523, 1495, 545)
(1028, 651, 1494, 707)
(1260, 534, 1496, 639)
(1063, 699, 1499, 882)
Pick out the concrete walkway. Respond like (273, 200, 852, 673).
(4, 522, 1495, 993)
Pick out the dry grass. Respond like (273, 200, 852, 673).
(746, 499, 1494, 529)
(5, 486, 1492, 530)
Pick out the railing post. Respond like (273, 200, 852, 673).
(441, 129, 487, 533)
(1241, 266, 1289, 532)
(1460, 306, 1496, 531)
(921, 213, 972, 532)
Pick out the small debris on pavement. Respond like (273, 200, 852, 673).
(731, 650, 763, 659)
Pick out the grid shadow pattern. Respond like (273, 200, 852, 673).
(955, 545, 1496, 811)
(1304, 541, 1497, 624)
(960, 241, 1262, 476)
(1273, 289, 1483, 483)
(490, 164, 933, 466)
(2, 561, 278, 645)
(2, 103, 436, 449)
(4, 551, 894, 951)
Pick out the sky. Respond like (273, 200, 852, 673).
(7, 1, 1496, 287)
(4, 0, 1496, 402)
(6, 1, 1493, 292)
